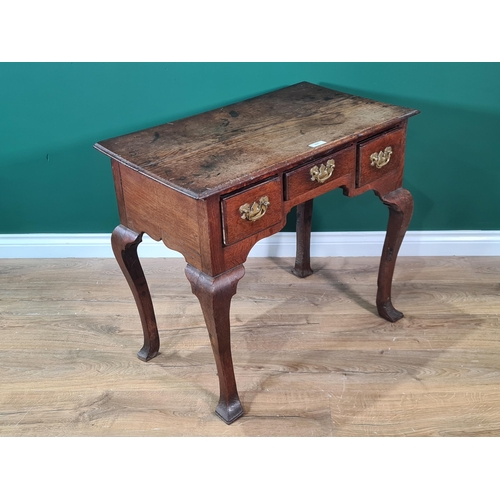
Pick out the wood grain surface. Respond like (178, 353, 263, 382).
(1, 256, 499, 436)
(94, 82, 418, 198)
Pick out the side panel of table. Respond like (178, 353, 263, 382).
(112, 160, 205, 270)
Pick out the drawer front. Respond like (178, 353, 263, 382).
(357, 126, 406, 187)
(285, 145, 355, 201)
(222, 176, 283, 246)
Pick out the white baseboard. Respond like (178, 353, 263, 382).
(1, 231, 500, 258)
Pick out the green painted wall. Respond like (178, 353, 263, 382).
(1, 63, 499, 234)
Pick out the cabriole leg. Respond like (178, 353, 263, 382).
(185, 264, 245, 424)
(111, 224, 160, 361)
(292, 199, 314, 278)
(376, 188, 414, 322)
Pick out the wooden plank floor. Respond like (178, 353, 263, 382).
(1, 256, 499, 436)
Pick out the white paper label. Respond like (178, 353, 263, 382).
(308, 140, 326, 148)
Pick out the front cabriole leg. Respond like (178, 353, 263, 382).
(376, 188, 414, 322)
(185, 264, 245, 424)
(111, 224, 160, 361)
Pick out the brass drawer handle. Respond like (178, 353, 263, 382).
(310, 159, 335, 183)
(239, 196, 270, 222)
(370, 146, 393, 168)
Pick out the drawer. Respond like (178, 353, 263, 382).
(357, 126, 406, 187)
(221, 176, 283, 246)
(285, 145, 355, 201)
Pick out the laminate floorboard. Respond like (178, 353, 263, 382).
(1, 256, 499, 436)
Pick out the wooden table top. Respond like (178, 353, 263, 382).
(94, 82, 418, 199)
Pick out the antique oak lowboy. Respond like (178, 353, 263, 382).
(94, 82, 419, 424)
